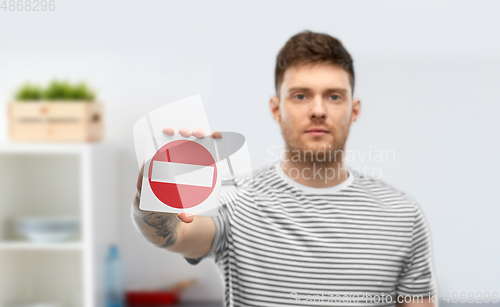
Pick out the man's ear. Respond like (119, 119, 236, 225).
(269, 96, 280, 124)
(351, 98, 361, 124)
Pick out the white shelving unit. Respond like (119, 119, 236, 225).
(0, 242, 83, 250)
(0, 143, 118, 307)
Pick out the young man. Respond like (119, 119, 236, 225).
(132, 30, 438, 306)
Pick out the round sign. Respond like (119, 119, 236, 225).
(148, 140, 217, 209)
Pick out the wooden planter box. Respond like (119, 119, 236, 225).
(8, 101, 104, 142)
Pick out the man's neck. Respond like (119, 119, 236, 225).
(280, 156, 349, 189)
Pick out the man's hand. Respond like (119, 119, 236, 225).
(135, 126, 222, 223)
(132, 126, 222, 258)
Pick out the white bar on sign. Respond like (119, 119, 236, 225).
(151, 161, 214, 187)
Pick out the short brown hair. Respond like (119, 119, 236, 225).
(275, 30, 355, 98)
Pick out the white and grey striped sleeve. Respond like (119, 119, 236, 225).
(396, 201, 438, 297)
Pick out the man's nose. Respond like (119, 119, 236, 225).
(310, 96, 326, 120)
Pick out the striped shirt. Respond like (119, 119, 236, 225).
(184, 161, 438, 306)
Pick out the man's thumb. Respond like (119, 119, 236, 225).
(177, 212, 194, 223)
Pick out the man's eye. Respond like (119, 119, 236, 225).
(330, 95, 341, 101)
(295, 94, 307, 100)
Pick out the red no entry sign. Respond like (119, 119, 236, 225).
(147, 140, 218, 209)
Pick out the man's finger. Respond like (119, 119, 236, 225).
(179, 126, 191, 137)
(192, 128, 205, 139)
(211, 131, 223, 138)
(162, 126, 175, 136)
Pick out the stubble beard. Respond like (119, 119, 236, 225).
(280, 124, 349, 169)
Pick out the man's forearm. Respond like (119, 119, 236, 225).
(131, 189, 216, 259)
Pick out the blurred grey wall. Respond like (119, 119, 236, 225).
(1, 0, 499, 301)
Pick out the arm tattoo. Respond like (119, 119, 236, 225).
(142, 212, 180, 248)
(134, 189, 180, 248)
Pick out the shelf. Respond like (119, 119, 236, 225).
(0, 142, 95, 154)
(0, 248, 83, 306)
(0, 241, 83, 251)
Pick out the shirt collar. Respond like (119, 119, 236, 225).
(273, 160, 354, 195)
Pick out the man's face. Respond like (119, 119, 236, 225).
(270, 62, 361, 163)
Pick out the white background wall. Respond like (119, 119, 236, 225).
(1, 0, 499, 302)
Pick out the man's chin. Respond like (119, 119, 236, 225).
(290, 143, 343, 163)
(303, 141, 335, 152)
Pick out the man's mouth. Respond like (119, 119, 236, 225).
(304, 127, 330, 136)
